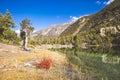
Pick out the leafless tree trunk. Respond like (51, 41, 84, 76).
(20, 18, 34, 51)
(21, 30, 30, 51)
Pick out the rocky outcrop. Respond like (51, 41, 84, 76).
(100, 26, 120, 36)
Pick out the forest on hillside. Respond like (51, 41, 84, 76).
(0, 10, 120, 53)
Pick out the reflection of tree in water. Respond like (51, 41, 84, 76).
(55, 48, 120, 80)
(85, 46, 120, 55)
(112, 46, 120, 55)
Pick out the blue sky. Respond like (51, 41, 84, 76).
(0, 0, 114, 32)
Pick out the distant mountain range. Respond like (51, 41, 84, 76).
(33, 0, 120, 38)
(32, 22, 73, 38)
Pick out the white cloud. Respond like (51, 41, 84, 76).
(33, 30, 37, 33)
(70, 14, 89, 22)
(15, 30, 20, 35)
(96, 1, 101, 5)
(15, 29, 36, 34)
(70, 16, 79, 22)
(104, 0, 114, 5)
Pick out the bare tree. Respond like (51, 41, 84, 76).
(20, 18, 34, 51)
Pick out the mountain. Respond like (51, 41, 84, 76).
(60, 16, 89, 36)
(61, 0, 120, 36)
(33, 0, 120, 38)
(32, 22, 73, 38)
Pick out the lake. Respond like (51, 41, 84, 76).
(51, 46, 120, 80)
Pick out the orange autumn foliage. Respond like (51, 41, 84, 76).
(37, 57, 53, 70)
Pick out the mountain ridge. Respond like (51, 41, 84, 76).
(33, 0, 120, 38)
(32, 21, 74, 38)
(61, 0, 120, 36)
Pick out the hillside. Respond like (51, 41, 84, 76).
(61, 0, 120, 36)
(61, 16, 89, 36)
(83, 0, 120, 31)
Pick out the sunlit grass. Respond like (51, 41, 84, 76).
(0, 45, 70, 80)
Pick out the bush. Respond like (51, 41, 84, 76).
(36, 57, 53, 70)
(28, 39, 38, 46)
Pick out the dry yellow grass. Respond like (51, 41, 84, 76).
(0, 43, 68, 80)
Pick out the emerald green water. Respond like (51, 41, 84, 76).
(52, 47, 120, 80)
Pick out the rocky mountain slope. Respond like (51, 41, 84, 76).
(61, 0, 120, 36)
(32, 22, 73, 38)
(61, 16, 89, 36)
(32, 0, 120, 38)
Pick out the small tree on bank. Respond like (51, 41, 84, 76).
(20, 18, 34, 51)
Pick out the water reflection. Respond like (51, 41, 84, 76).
(53, 47, 120, 80)
(102, 54, 120, 64)
(85, 46, 120, 55)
